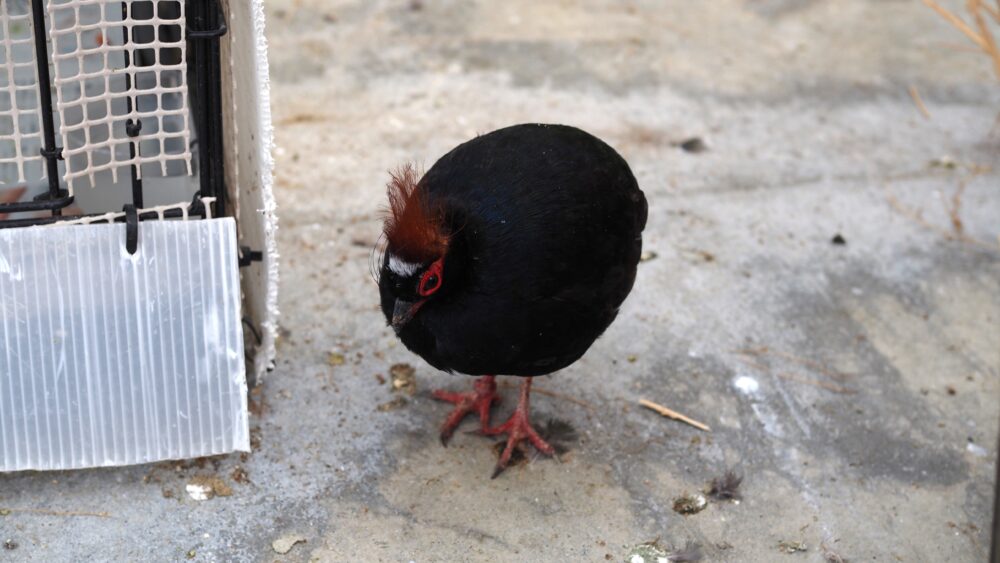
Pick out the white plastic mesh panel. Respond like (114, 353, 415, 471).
(47, 0, 192, 193)
(49, 195, 214, 227)
(0, 4, 46, 185)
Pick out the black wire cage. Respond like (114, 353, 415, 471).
(0, 0, 229, 234)
(0, 0, 277, 472)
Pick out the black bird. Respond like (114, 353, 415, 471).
(378, 123, 647, 477)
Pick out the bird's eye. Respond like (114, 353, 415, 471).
(422, 275, 439, 292)
(418, 260, 444, 297)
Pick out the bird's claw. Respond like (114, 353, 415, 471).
(487, 406, 556, 479)
(491, 462, 508, 480)
(432, 376, 499, 447)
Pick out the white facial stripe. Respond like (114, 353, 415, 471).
(389, 255, 421, 277)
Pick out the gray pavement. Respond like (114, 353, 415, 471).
(2, 1, 999, 561)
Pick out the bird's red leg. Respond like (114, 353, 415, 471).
(432, 375, 500, 446)
(485, 377, 556, 478)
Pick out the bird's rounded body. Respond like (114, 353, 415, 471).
(379, 123, 647, 377)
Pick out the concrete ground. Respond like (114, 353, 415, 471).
(3, 0, 1000, 561)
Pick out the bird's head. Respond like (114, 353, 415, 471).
(378, 164, 451, 333)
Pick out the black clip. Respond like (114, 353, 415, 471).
(188, 191, 207, 218)
(239, 246, 263, 267)
(39, 146, 63, 159)
(125, 119, 142, 137)
(124, 204, 139, 255)
(188, 0, 228, 39)
(187, 21, 227, 38)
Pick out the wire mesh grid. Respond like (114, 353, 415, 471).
(47, 0, 192, 193)
(50, 195, 213, 227)
(0, 4, 46, 186)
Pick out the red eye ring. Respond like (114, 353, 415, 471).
(418, 259, 444, 297)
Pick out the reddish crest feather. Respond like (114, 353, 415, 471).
(383, 163, 448, 264)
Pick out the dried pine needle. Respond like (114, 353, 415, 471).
(639, 399, 710, 432)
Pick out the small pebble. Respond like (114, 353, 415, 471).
(272, 534, 307, 554)
(679, 137, 708, 153)
(673, 493, 708, 515)
(390, 363, 417, 395)
(966, 442, 988, 457)
(377, 397, 408, 412)
(777, 540, 807, 553)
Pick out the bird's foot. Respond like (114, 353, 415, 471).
(484, 378, 555, 478)
(432, 375, 499, 446)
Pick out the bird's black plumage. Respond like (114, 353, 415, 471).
(379, 123, 647, 377)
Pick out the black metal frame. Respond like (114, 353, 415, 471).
(120, 1, 144, 210)
(0, 0, 229, 229)
(187, 0, 228, 220)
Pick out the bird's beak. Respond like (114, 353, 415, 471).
(391, 299, 424, 333)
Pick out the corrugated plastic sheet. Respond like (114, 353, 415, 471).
(0, 218, 249, 471)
